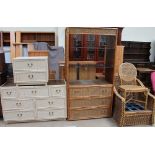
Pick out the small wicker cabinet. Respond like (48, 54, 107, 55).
(66, 27, 123, 120)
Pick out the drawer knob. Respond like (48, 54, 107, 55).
(28, 74, 34, 79)
(56, 90, 61, 93)
(16, 102, 21, 106)
(49, 112, 54, 115)
(6, 92, 12, 95)
(27, 63, 33, 67)
(48, 101, 53, 105)
(17, 113, 22, 117)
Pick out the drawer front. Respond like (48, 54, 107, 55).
(1, 87, 17, 99)
(19, 87, 49, 98)
(14, 72, 48, 84)
(37, 109, 66, 120)
(13, 59, 48, 71)
(3, 111, 35, 122)
(69, 107, 112, 120)
(2, 99, 34, 111)
(70, 97, 112, 108)
(49, 86, 66, 97)
(70, 87, 89, 97)
(36, 98, 66, 109)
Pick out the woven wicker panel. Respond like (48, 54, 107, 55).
(70, 97, 112, 108)
(119, 63, 137, 82)
(89, 87, 100, 96)
(70, 87, 89, 97)
(69, 107, 111, 120)
(100, 87, 112, 96)
(124, 111, 152, 126)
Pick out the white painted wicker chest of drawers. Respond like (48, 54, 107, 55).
(13, 57, 49, 85)
(0, 80, 67, 123)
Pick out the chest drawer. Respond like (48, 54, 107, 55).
(70, 87, 89, 97)
(13, 58, 48, 71)
(14, 71, 48, 84)
(36, 98, 66, 109)
(19, 86, 49, 98)
(3, 110, 35, 122)
(1, 99, 34, 111)
(37, 108, 66, 120)
(1, 87, 17, 99)
(49, 85, 66, 97)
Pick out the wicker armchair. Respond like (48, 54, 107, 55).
(118, 63, 148, 110)
(113, 87, 155, 126)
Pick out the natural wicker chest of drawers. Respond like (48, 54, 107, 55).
(0, 80, 67, 123)
(68, 80, 113, 120)
(13, 57, 48, 85)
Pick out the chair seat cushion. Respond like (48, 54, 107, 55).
(119, 85, 148, 92)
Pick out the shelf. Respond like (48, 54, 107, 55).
(69, 61, 98, 65)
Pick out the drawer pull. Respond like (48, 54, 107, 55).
(32, 90, 37, 94)
(56, 90, 61, 93)
(17, 113, 22, 117)
(27, 63, 33, 67)
(6, 92, 12, 95)
(16, 102, 21, 106)
(28, 74, 34, 79)
(48, 101, 53, 105)
(49, 112, 54, 115)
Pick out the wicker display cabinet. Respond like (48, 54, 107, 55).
(65, 27, 123, 120)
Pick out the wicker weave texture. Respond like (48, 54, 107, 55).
(119, 63, 137, 83)
(69, 107, 112, 120)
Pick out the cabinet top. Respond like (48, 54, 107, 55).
(13, 56, 48, 60)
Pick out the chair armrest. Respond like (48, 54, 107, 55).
(114, 87, 125, 103)
(147, 92, 155, 111)
(136, 78, 145, 87)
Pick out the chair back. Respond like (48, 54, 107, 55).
(151, 71, 155, 94)
(119, 63, 137, 85)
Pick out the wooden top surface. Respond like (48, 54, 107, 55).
(137, 67, 155, 73)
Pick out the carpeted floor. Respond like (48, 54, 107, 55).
(0, 117, 153, 127)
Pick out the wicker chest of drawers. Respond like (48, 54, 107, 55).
(0, 80, 67, 123)
(13, 57, 48, 85)
(68, 80, 113, 120)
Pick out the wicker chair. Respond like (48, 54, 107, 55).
(113, 63, 155, 126)
(118, 63, 148, 110)
(113, 87, 155, 126)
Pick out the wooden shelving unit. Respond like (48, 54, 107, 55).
(65, 27, 122, 120)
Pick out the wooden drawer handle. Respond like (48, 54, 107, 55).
(6, 92, 12, 95)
